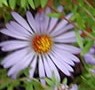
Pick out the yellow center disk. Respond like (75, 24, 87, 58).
(32, 35, 53, 54)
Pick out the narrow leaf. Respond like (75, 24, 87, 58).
(9, 0, 16, 9)
(75, 30, 83, 48)
(45, 78, 54, 86)
(0, 0, 8, 7)
(21, 0, 27, 8)
(40, 0, 48, 8)
(48, 12, 62, 18)
(62, 78, 67, 84)
(8, 85, 13, 90)
(81, 40, 94, 55)
(28, 0, 35, 9)
(26, 83, 33, 90)
(34, 0, 40, 8)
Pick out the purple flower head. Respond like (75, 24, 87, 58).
(84, 46, 95, 64)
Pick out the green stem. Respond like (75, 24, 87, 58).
(84, 0, 94, 8)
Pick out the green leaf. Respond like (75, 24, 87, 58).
(0, 0, 8, 7)
(75, 30, 83, 48)
(81, 40, 94, 55)
(79, 74, 95, 90)
(45, 78, 54, 86)
(28, 0, 35, 9)
(17, 67, 29, 78)
(0, 79, 9, 90)
(40, 0, 48, 8)
(76, 13, 85, 29)
(32, 79, 44, 90)
(54, 0, 60, 7)
(20, 0, 27, 8)
(3, 12, 12, 23)
(34, 0, 40, 8)
(48, 13, 62, 18)
(62, 78, 67, 84)
(3, 0, 8, 6)
(7, 85, 13, 90)
(9, 0, 16, 9)
(25, 82, 33, 90)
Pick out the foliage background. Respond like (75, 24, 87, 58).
(0, 0, 95, 90)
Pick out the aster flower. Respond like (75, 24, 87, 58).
(0, 6, 80, 84)
(84, 46, 95, 64)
